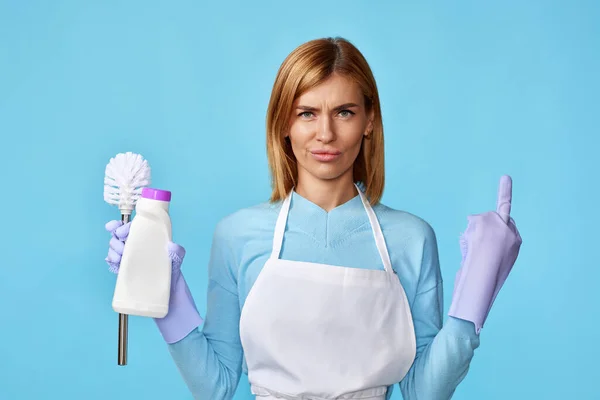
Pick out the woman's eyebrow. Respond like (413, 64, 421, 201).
(296, 103, 360, 112)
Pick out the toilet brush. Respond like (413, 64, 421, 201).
(103, 152, 151, 365)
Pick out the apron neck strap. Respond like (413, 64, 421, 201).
(354, 185, 394, 274)
(270, 184, 394, 274)
(270, 188, 293, 261)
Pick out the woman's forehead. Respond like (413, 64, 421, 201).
(295, 75, 363, 106)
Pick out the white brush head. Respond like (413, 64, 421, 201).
(104, 152, 151, 215)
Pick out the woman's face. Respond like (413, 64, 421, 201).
(287, 74, 373, 185)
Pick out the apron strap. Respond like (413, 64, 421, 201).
(355, 184, 394, 274)
(270, 184, 395, 275)
(270, 189, 292, 260)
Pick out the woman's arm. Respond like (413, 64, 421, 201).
(401, 176, 521, 399)
(162, 220, 244, 400)
(399, 225, 481, 400)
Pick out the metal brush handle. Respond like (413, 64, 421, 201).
(118, 213, 130, 366)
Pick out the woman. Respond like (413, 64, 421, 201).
(105, 37, 522, 400)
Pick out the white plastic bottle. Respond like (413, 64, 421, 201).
(112, 187, 173, 318)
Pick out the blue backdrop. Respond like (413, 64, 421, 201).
(1, 1, 598, 399)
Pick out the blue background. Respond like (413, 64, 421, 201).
(1, 1, 598, 399)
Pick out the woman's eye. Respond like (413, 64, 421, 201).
(339, 110, 354, 118)
(299, 112, 313, 118)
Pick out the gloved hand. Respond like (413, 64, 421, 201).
(104, 219, 185, 282)
(448, 175, 522, 334)
(105, 220, 203, 343)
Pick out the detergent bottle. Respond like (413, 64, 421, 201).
(112, 188, 173, 318)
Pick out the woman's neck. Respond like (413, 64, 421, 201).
(295, 170, 357, 212)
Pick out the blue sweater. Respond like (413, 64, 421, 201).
(167, 190, 480, 399)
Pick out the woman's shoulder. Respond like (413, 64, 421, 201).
(373, 202, 437, 243)
(213, 199, 282, 242)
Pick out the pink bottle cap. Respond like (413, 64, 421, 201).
(141, 187, 171, 202)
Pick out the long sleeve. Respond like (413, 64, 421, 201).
(165, 220, 244, 400)
(399, 225, 481, 400)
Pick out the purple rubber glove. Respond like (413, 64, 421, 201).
(105, 220, 203, 343)
(448, 175, 523, 334)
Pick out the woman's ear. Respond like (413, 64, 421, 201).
(365, 110, 374, 137)
(365, 123, 374, 138)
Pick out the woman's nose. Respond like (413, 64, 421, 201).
(317, 116, 335, 143)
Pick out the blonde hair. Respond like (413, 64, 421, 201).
(266, 37, 385, 205)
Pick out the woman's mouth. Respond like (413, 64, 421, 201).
(310, 149, 342, 162)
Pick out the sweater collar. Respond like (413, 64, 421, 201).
(285, 189, 369, 246)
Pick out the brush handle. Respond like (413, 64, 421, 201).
(118, 213, 130, 366)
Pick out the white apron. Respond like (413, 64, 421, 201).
(239, 185, 417, 400)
